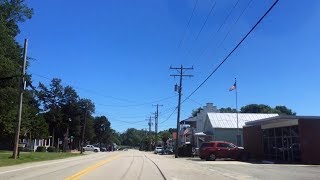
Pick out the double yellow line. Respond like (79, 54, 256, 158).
(65, 154, 120, 180)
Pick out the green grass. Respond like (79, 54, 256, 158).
(0, 151, 82, 167)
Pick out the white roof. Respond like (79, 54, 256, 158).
(207, 113, 278, 128)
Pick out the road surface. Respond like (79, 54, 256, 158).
(0, 149, 319, 180)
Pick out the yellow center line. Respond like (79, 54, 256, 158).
(65, 154, 121, 180)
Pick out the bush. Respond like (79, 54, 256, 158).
(47, 146, 56, 152)
(36, 146, 47, 152)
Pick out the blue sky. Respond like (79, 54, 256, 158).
(17, 0, 320, 132)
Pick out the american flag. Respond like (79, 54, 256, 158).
(229, 81, 236, 91)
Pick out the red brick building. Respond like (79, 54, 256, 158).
(243, 116, 320, 164)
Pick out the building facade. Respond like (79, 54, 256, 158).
(244, 116, 320, 164)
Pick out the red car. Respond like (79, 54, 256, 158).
(199, 141, 246, 161)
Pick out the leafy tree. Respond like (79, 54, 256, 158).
(158, 130, 171, 146)
(78, 98, 95, 145)
(93, 116, 112, 147)
(120, 128, 144, 147)
(110, 129, 121, 145)
(274, 106, 296, 115)
(0, 0, 34, 148)
(219, 107, 237, 113)
(240, 104, 274, 113)
(240, 104, 296, 115)
(37, 78, 64, 147)
(191, 107, 203, 117)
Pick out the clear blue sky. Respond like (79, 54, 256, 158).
(17, 0, 320, 132)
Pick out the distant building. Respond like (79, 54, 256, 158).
(201, 113, 278, 146)
(181, 103, 278, 147)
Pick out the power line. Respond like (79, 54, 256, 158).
(160, 107, 177, 124)
(211, 0, 254, 57)
(31, 72, 135, 103)
(197, 0, 241, 59)
(31, 72, 176, 107)
(194, 1, 217, 41)
(95, 95, 176, 108)
(178, 0, 199, 48)
(182, 0, 280, 103)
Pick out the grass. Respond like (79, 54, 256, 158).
(0, 151, 82, 167)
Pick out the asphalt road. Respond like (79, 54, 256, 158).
(0, 150, 319, 180)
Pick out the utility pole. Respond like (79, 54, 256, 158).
(146, 116, 153, 151)
(80, 103, 88, 154)
(13, 39, 28, 159)
(170, 65, 193, 158)
(153, 104, 163, 147)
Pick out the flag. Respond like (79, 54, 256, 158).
(229, 81, 236, 91)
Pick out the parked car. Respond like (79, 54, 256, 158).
(154, 147, 164, 154)
(164, 147, 174, 154)
(82, 145, 100, 152)
(199, 141, 246, 161)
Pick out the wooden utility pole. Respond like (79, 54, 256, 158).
(13, 39, 28, 159)
(153, 104, 163, 146)
(170, 65, 193, 158)
(80, 103, 88, 154)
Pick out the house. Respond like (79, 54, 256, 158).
(182, 103, 279, 147)
(202, 113, 278, 146)
(244, 115, 320, 164)
(20, 138, 52, 151)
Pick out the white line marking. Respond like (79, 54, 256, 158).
(0, 154, 104, 175)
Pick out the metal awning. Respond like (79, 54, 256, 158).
(194, 132, 206, 136)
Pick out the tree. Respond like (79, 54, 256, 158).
(78, 98, 95, 146)
(0, 0, 34, 148)
(120, 128, 144, 147)
(158, 130, 171, 146)
(93, 116, 112, 147)
(37, 78, 64, 147)
(274, 106, 296, 115)
(240, 104, 274, 113)
(219, 107, 237, 113)
(191, 107, 203, 117)
(240, 104, 296, 115)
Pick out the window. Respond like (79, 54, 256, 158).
(217, 143, 229, 148)
(228, 143, 237, 148)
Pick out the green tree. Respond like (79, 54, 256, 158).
(274, 106, 296, 115)
(37, 78, 64, 147)
(121, 128, 144, 147)
(240, 104, 274, 113)
(0, 0, 34, 148)
(240, 104, 296, 115)
(191, 107, 203, 117)
(93, 116, 112, 147)
(78, 98, 95, 145)
(219, 107, 237, 113)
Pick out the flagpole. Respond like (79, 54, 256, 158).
(235, 78, 240, 146)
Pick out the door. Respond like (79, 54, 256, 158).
(216, 143, 229, 158)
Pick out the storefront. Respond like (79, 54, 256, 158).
(243, 116, 320, 164)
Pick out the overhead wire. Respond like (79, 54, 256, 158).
(194, 1, 217, 41)
(31, 72, 176, 108)
(182, 0, 280, 104)
(178, 0, 199, 48)
(197, 0, 241, 59)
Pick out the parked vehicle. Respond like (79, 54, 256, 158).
(164, 147, 174, 154)
(199, 141, 246, 161)
(154, 147, 164, 154)
(82, 145, 100, 152)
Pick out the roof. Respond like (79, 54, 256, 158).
(207, 113, 279, 128)
(245, 115, 320, 126)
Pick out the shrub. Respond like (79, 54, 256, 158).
(47, 146, 57, 152)
(36, 146, 47, 152)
